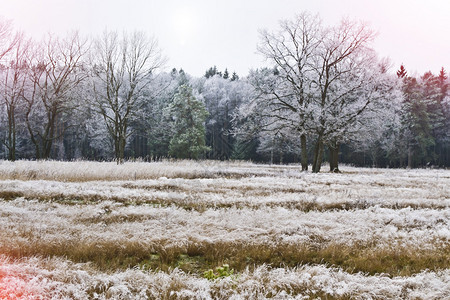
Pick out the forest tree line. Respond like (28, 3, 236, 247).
(0, 14, 449, 171)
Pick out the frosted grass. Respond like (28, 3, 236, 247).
(0, 160, 270, 181)
(0, 169, 448, 209)
(0, 199, 448, 251)
(0, 160, 449, 298)
(1, 159, 448, 182)
(1, 256, 449, 299)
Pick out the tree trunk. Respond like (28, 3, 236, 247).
(7, 107, 16, 161)
(42, 124, 56, 159)
(116, 134, 126, 164)
(312, 134, 324, 173)
(407, 144, 413, 168)
(7, 130, 16, 161)
(270, 144, 273, 165)
(43, 140, 53, 159)
(315, 141, 324, 173)
(312, 141, 319, 172)
(370, 149, 377, 168)
(300, 134, 308, 171)
(329, 142, 340, 173)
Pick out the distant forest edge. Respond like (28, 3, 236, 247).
(0, 13, 449, 171)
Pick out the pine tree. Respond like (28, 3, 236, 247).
(432, 68, 449, 165)
(205, 66, 220, 78)
(230, 71, 239, 81)
(397, 64, 407, 79)
(231, 138, 258, 160)
(167, 84, 210, 159)
(401, 76, 435, 167)
(223, 68, 229, 79)
(438, 67, 449, 103)
(204, 67, 214, 78)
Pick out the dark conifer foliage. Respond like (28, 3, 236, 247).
(397, 64, 408, 78)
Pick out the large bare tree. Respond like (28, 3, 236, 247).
(90, 30, 165, 163)
(23, 32, 88, 159)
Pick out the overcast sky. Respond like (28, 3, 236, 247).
(2, 0, 450, 77)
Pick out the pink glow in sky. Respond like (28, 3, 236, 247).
(1, 0, 449, 77)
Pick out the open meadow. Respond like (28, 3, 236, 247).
(0, 160, 449, 299)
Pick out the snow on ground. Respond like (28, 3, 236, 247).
(0, 160, 449, 299)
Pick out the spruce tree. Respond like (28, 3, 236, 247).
(167, 84, 210, 159)
(223, 68, 229, 79)
(401, 76, 435, 167)
(204, 67, 214, 78)
(431, 68, 449, 165)
(438, 67, 449, 102)
(397, 64, 407, 78)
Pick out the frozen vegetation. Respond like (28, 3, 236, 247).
(0, 160, 449, 299)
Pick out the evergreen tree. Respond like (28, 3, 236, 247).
(223, 68, 229, 79)
(437, 67, 449, 103)
(204, 67, 213, 78)
(167, 84, 209, 159)
(204, 66, 219, 78)
(433, 68, 449, 165)
(231, 72, 239, 81)
(170, 68, 178, 78)
(397, 64, 407, 78)
(401, 76, 435, 167)
(231, 138, 259, 160)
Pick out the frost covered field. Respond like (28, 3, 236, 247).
(0, 160, 449, 299)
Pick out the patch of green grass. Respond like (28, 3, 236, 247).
(203, 264, 234, 280)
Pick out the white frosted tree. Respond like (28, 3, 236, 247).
(89, 30, 165, 163)
(200, 74, 251, 159)
(0, 33, 30, 161)
(254, 13, 390, 172)
(257, 12, 321, 170)
(256, 124, 301, 164)
(132, 70, 180, 159)
(350, 67, 404, 167)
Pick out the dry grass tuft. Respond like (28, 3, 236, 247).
(0, 190, 24, 200)
(2, 236, 448, 277)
